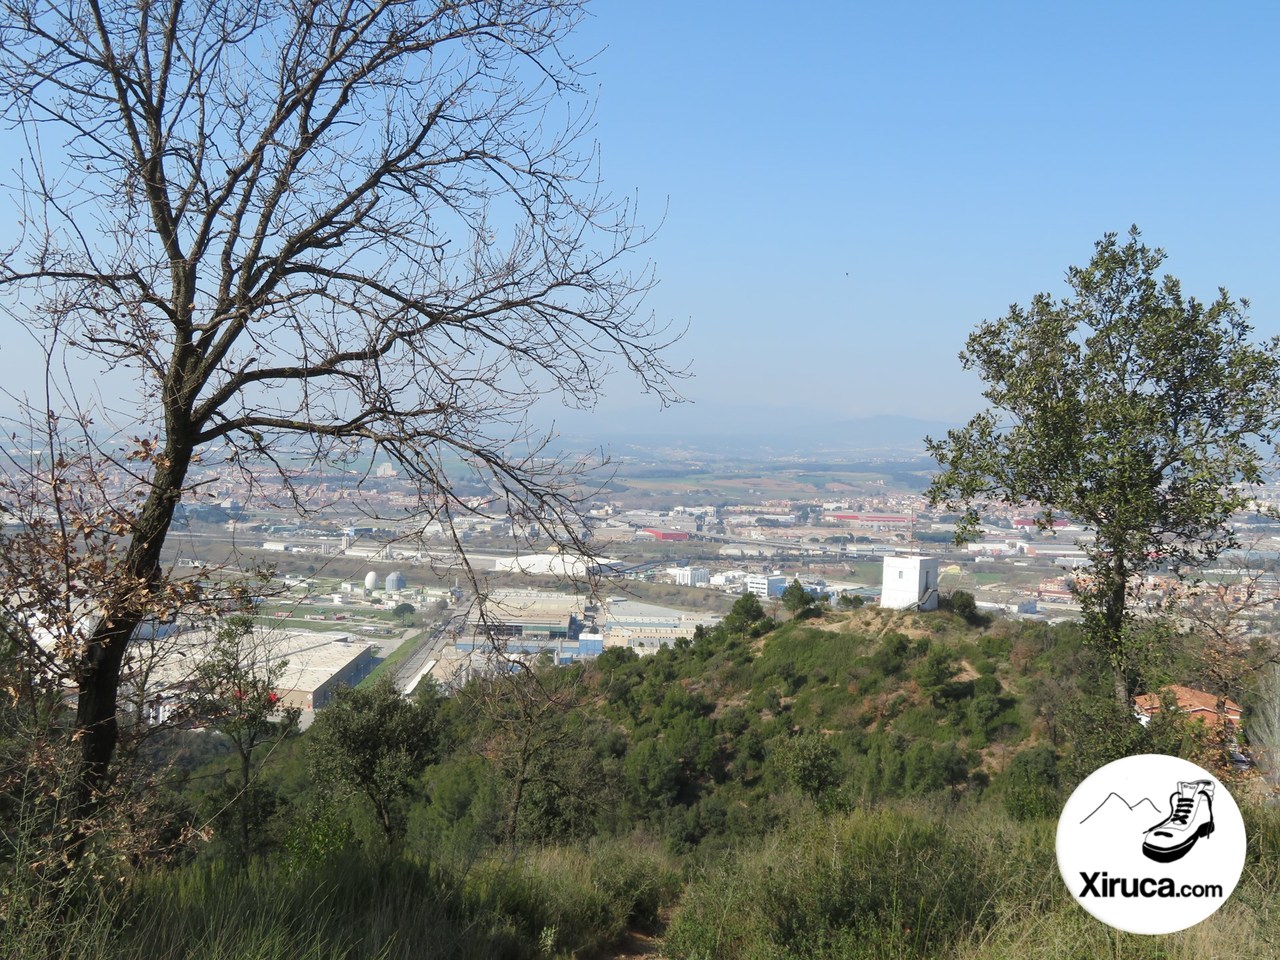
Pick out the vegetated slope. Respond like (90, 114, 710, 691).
(482, 604, 1073, 855)
(474, 592, 1229, 860)
(19, 602, 1264, 960)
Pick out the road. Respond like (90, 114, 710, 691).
(393, 614, 461, 695)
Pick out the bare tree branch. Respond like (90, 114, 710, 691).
(0, 0, 683, 819)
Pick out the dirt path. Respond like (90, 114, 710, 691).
(608, 928, 664, 958)
(606, 907, 674, 959)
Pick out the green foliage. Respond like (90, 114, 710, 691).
(17, 606, 1267, 959)
(927, 227, 1280, 698)
(87, 845, 672, 960)
(665, 809, 994, 959)
(307, 677, 439, 845)
(409, 756, 502, 858)
(190, 615, 301, 867)
(836, 593, 865, 610)
(1002, 745, 1060, 821)
(868, 630, 914, 678)
(283, 794, 355, 876)
(913, 648, 955, 706)
(945, 589, 979, 622)
(781, 578, 812, 615)
(723, 592, 767, 636)
(777, 732, 840, 801)
(1059, 690, 1209, 787)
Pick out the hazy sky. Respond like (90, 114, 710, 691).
(551, 0, 1280, 434)
(2, 1, 1277, 443)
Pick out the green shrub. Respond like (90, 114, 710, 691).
(665, 808, 993, 959)
(1001, 745, 1060, 821)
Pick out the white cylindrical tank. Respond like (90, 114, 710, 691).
(364, 571, 378, 591)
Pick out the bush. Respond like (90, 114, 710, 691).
(777, 732, 840, 801)
(1002, 745, 1060, 821)
(666, 809, 993, 959)
(947, 590, 978, 621)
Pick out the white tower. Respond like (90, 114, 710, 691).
(881, 555, 940, 611)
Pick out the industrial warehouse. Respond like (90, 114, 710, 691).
(140, 625, 376, 724)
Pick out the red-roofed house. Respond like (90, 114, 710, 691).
(1133, 685, 1242, 734)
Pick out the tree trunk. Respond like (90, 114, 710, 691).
(375, 795, 397, 847)
(239, 747, 252, 869)
(1108, 554, 1131, 708)
(505, 749, 531, 853)
(73, 442, 193, 814)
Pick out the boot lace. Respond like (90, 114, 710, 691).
(1169, 796, 1195, 825)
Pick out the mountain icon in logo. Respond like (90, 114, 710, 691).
(1080, 792, 1162, 827)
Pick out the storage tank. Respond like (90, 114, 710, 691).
(385, 570, 406, 592)
(364, 571, 378, 591)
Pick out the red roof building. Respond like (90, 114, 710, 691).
(1133, 685, 1242, 733)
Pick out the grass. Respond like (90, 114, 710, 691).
(662, 801, 1280, 959)
(361, 626, 428, 686)
(7, 838, 679, 960)
(665, 804, 996, 959)
(14, 783, 1279, 960)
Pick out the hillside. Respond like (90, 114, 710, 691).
(7, 601, 1277, 960)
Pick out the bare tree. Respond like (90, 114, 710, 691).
(0, 0, 680, 808)
(1249, 662, 1280, 794)
(1169, 559, 1280, 744)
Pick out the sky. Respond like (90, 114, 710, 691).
(2, 1, 1278, 445)
(545, 0, 1280, 436)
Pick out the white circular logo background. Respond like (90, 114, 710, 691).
(1056, 754, 1246, 935)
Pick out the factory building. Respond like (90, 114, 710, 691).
(456, 590, 594, 664)
(674, 566, 710, 587)
(744, 574, 787, 599)
(141, 627, 375, 722)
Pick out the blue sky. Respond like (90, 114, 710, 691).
(2, 1, 1277, 444)
(549, 0, 1280, 435)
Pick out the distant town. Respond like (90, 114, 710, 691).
(30, 440, 1268, 725)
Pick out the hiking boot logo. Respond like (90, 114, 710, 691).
(1142, 780, 1215, 863)
(1057, 755, 1246, 935)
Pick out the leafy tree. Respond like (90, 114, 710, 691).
(723, 592, 767, 637)
(945, 590, 978, 623)
(868, 632, 913, 678)
(0, 0, 679, 805)
(307, 677, 439, 846)
(912, 649, 955, 708)
(837, 594, 865, 610)
(190, 615, 301, 867)
(1002, 745, 1060, 821)
(903, 741, 968, 796)
(927, 228, 1280, 703)
(282, 794, 356, 877)
(393, 603, 416, 625)
(779, 732, 840, 801)
(781, 579, 812, 615)
(460, 663, 598, 851)
(1059, 690, 1208, 786)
